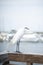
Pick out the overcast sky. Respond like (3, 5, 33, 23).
(0, 0, 43, 32)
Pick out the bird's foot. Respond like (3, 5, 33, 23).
(16, 51, 22, 53)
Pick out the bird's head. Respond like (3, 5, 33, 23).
(23, 27, 29, 34)
(24, 27, 29, 30)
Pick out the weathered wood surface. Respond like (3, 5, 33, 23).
(8, 53, 43, 64)
(0, 52, 43, 65)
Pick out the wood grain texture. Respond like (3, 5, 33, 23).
(0, 53, 43, 65)
(8, 53, 43, 64)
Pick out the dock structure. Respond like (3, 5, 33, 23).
(0, 52, 43, 65)
(0, 52, 9, 65)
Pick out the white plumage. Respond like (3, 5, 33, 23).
(11, 28, 25, 44)
(9, 27, 29, 52)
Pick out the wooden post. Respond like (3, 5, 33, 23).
(3, 61, 9, 65)
(27, 62, 33, 65)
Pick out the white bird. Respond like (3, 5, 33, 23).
(10, 27, 29, 53)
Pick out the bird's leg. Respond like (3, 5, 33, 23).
(16, 40, 20, 53)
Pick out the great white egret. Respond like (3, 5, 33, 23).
(10, 27, 29, 53)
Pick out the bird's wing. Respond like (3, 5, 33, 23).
(10, 28, 24, 45)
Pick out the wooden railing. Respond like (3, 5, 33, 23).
(8, 53, 43, 65)
(0, 53, 43, 65)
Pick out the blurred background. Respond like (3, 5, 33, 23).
(0, 0, 43, 32)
